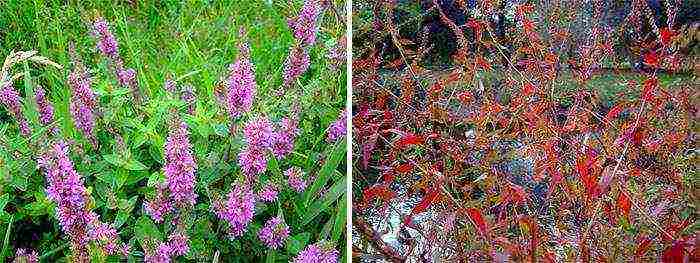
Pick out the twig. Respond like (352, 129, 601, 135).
(354, 217, 406, 263)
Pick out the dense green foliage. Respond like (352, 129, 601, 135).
(0, 0, 347, 261)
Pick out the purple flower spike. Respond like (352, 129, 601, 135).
(37, 141, 127, 260)
(163, 121, 197, 208)
(243, 116, 273, 148)
(93, 17, 120, 60)
(288, 0, 322, 46)
(326, 109, 346, 142)
(34, 86, 58, 135)
(144, 185, 174, 223)
(92, 17, 141, 103)
(258, 183, 278, 203)
(13, 248, 39, 263)
(224, 42, 256, 120)
(0, 83, 31, 136)
(293, 241, 339, 263)
(282, 45, 310, 87)
(67, 68, 97, 146)
(258, 216, 290, 249)
(271, 117, 299, 159)
(237, 146, 268, 179)
(166, 232, 190, 257)
(286, 166, 307, 193)
(214, 182, 256, 238)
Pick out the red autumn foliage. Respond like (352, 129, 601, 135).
(353, 0, 696, 261)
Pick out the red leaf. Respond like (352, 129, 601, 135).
(642, 77, 658, 102)
(662, 241, 686, 263)
(362, 184, 396, 208)
(396, 133, 424, 149)
(404, 187, 440, 224)
(605, 103, 624, 123)
(395, 163, 413, 174)
(523, 83, 536, 96)
(643, 50, 660, 67)
(466, 207, 488, 236)
(635, 236, 652, 257)
(617, 191, 631, 219)
(660, 27, 675, 46)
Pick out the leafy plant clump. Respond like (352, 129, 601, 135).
(0, 0, 347, 262)
(352, 1, 696, 262)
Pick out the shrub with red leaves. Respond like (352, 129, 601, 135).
(352, 1, 697, 262)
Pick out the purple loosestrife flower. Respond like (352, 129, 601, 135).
(286, 166, 307, 193)
(213, 182, 255, 238)
(117, 68, 137, 89)
(224, 42, 256, 120)
(326, 109, 346, 142)
(37, 141, 127, 259)
(238, 146, 268, 179)
(166, 232, 190, 256)
(282, 45, 310, 87)
(243, 116, 273, 148)
(0, 83, 31, 136)
(164, 78, 176, 93)
(258, 183, 278, 203)
(258, 216, 290, 249)
(163, 121, 197, 207)
(67, 68, 97, 146)
(93, 17, 119, 60)
(293, 241, 339, 263)
(271, 117, 299, 159)
(34, 86, 58, 135)
(180, 84, 196, 115)
(13, 248, 38, 263)
(327, 35, 346, 70)
(92, 17, 141, 103)
(144, 185, 174, 223)
(288, 0, 322, 46)
(145, 243, 172, 263)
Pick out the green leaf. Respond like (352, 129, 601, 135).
(124, 158, 148, 171)
(134, 216, 162, 247)
(265, 249, 276, 263)
(301, 175, 346, 226)
(113, 210, 129, 229)
(303, 140, 346, 205)
(10, 174, 28, 191)
(332, 194, 347, 243)
(286, 232, 310, 256)
(0, 194, 8, 212)
(103, 154, 124, 167)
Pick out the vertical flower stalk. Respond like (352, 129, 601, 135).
(288, 0, 322, 47)
(34, 86, 58, 135)
(213, 182, 256, 238)
(67, 67, 98, 147)
(37, 141, 128, 260)
(293, 241, 338, 263)
(223, 35, 256, 120)
(163, 120, 197, 207)
(257, 183, 279, 203)
(270, 117, 299, 159)
(282, 45, 311, 88)
(326, 109, 346, 142)
(286, 166, 308, 193)
(326, 35, 346, 71)
(92, 17, 141, 103)
(13, 248, 38, 263)
(143, 185, 174, 223)
(0, 83, 31, 136)
(258, 216, 290, 249)
(238, 116, 273, 180)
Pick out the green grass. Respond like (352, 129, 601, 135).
(0, 0, 347, 262)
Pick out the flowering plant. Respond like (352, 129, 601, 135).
(0, 0, 347, 262)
